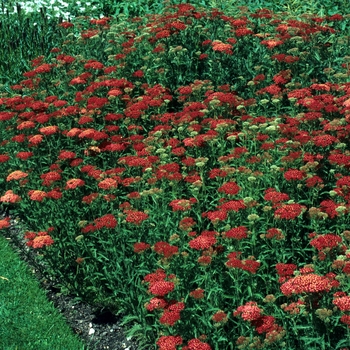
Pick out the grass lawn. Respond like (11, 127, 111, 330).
(0, 233, 86, 350)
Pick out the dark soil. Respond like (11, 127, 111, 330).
(1, 211, 141, 350)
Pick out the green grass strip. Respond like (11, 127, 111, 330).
(0, 235, 86, 350)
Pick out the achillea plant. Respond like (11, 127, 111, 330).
(1, 3, 350, 349)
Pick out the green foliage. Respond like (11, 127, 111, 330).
(1, 1, 350, 349)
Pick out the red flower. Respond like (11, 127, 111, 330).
(87, 96, 108, 109)
(281, 300, 306, 315)
(312, 134, 337, 147)
(98, 178, 118, 190)
(252, 315, 278, 334)
(6, 170, 28, 182)
(189, 288, 205, 299)
(306, 176, 323, 188)
(274, 203, 306, 220)
(58, 150, 76, 160)
(132, 70, 144, 78)
(276, 263, 297, 278)
(16, 151, 33, 160)
(146, 297, 168, 311)
(319, 199, 340, 219)
(59, 21, 74, 28)
(65, 178, 85, 190)
(94, 214, 117, 229)
(171, 21, 186, 30)
(280, 274, 334, 296)
(234, 301, 263, 321)
(179, 217, 196, 231)
(40, 171, 62, 186)
(198, 255, 212, 266)
(235, 28, 254, 36)
(264, 228, 284, 240)
(310, 234, 342, 251)
(189, 232, 217, 250)
(186, 338, 212, 350)
(39, 125, 59, 135)
(31, 235, 54, 249)
(143, 269, 167, 283)
(212, 42, 233, 54)
(212, 310, 228, 324)
(218, 181, 240, 195)
(149, 281, 175, 297)
(155, 30, 171, 39)
(284, 169, 305, 181)
(261, 39, 284, 49)
(169, 198, 197, 211)
(156, 335, 183, 350)
(133, 242, 150, 254)
(0, 154, 10, 162)
(226, 253, 260, 273)
(333, 296, 350, 311)
(159, 309, 181, 327)
(17, 121, 36, 130)
(340, 315, 350, 327)
(218, 200, 246, 212)
(125, 210, 149, 225)
(84, 60, 104, 70)
(28, 134, 43, 146)
(205, 210, 227, 223)
(153, 241, 178, 258)
(28, 190, 46, 202)
(0, 217, 10, 230)
(0, 190, 22, 203)
(224, 226, 248, 240)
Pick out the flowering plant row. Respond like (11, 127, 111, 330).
(1, 3, 350, 349)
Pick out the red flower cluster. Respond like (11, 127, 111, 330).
(133, 242, 151, 254)
(6, 170, 28, 182)
(235, 302, 285, 343)
(189, 288, 205, 299)
(274, 203, 306, 220)
(124, 209, 149, 225)
(0, 217, 10, 230)
(218, 181, 241, 195)
(183, 338, 212, 350)
(156, 335, 183, 350)
(226, 252, 261, 273)
(189, 231, 218, 250)
(310, 233, 342, 252)
(65, 178, 85, 190)
(25, 227, 55, 249)
(149, 281, 175, 297)
(159, 301, 185, 326)
(169, 198, 197, 211)
(28, 190, 47, 202)
(281, 300, 306, 315)
(178, 217, 196, 231)
(234, 301, 262, 321)
(283, 169, 305, 181)
(0, 190, 21, 203)
(275, 263, 297, 283)
(333, 295, 350, 311)
(280, 273, 337, 296)
(94, 214, 117, 229)
(81, 214, 117, 233)
(224, 226, 248, 240)
(40, 171, 62, 186)
(153, 241, 179, 258)
(264, 188, 289, 204)
(211, 310, 228, 324)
